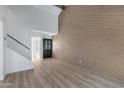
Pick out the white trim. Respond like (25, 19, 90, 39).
(32, 29, 58, 36)
(6, 66, 33, 74)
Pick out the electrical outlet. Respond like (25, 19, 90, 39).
(85, 57, 88, 60)
(79, 60, 82, 63)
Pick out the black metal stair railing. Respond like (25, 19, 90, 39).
(7, 34, 30, 50)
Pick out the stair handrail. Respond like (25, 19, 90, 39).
(7, 34, 30, 50)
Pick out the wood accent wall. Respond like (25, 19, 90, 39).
(53, 6, 124, 83)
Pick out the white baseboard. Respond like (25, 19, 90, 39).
(6, 65, 33, 74)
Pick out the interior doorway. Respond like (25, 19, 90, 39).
(31, 37, 43, 61)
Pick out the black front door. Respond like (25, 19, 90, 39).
(43, 39, 52, 58)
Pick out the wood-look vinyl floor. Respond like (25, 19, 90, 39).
(0, 59, 123, 88)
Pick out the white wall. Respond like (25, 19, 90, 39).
(0, 6, 7, 80)
(43, 33, 52, 39)
(32, 37, 42, 60)
(33, 5, 62, 16)
(8, 6, 60, 36)
(0, 21, 4, 80)
(6, 8, 31, 49)
(32, 32, 43, 60)
(6, 47, 33, 74)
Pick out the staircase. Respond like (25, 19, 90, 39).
(5, 34, 33, 74)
